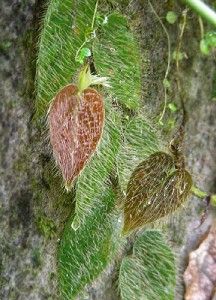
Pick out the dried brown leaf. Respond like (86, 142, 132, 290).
(184, 221, 216, 300)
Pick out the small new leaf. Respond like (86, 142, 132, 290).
(200, 32, 216, 55)
(166, 11, 177, 24)
(163, 78, 171, 89)
(172, 50, 185, 61)
(168, 102, 177, 112)
(76, 47, 91, 64)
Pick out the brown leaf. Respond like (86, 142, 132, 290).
(48, 84, 104, 190)
(184, 221, 216, 300)
(122, 152, 192, 234)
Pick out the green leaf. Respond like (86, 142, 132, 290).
(172, 50, 185, 61)
(119, 230, 176, 300)
(94, 13, 142, 111)
(36, 0, 75, 118)
(59, 188, 122, 300)
(76, 47, 91, 64)
(166, 11, 177, 24)
(168, 102, 177, 112)
(200, 31, 216, 55)
(36, 0, 97, 119)
(163, 78, 171, 89)
(117, 116, 159, 192)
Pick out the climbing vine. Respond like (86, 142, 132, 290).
(35, 0, 216, 299)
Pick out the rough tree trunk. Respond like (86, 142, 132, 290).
(1, 0, 216, 299)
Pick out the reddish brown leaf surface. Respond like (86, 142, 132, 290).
(184, 221, 216, 300)
(48, 84, 104, 189)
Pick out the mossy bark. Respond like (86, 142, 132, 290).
(1, 0, 216, 299)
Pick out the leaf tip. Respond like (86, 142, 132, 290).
(71, 215, 81, 231)
(64, 182, 73, 193)
(121, 222, 132, 237)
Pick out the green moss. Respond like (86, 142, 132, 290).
(0, 258, 6, 289)
(32, 248, 42, 268)
(36, 214, 56, 239)
(0, 40, 12, 54)
(13, 156, 28, 173)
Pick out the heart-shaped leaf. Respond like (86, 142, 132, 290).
(123, 152, 192, 234)
(48, 84, 104, 190)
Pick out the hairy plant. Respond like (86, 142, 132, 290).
(119, 230, 176, 300)
(36, 0, 179, 299)
(93, 13, 142, 110)
(122, 151, 192, 234)
(48, 66, 106, 190)
(58, 187, 122, 299)
(122, 105, 193, 234)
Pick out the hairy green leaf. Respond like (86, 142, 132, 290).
(119, 230, 176, 300)
(94, 13, 142, 110)
(36, 1, 165, 299)
(36, 0, 96, 118)
(117, 116, 159, 192)
(59, 188, 121, 300)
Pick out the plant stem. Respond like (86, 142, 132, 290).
(91, 0, 99, 30)
(148, 0, 171, 124)
(198, 16, 204, 39)
(75, 40, 87, 62)
(191, 185, 208, 199)
(75, 0, 99, 63)
(191, 185, 216, 206)
(176, 9, 188, 89)
(211, 195, 216, 206)
(184, 0, 216, 27)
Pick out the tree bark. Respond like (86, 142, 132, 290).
(1, 0, 216, 299)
